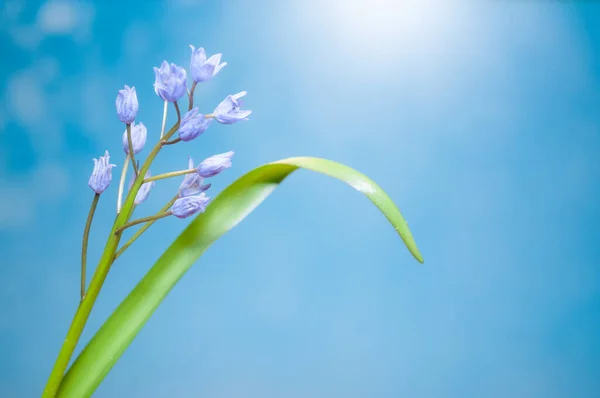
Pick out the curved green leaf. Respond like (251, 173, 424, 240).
(57, 157, 423, 397)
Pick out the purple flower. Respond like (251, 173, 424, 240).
(179, 156, 211, 197)
(172, 193, 211, 219)
(196, 151, 234, 178)
(153, 61, 187, 102)
(129, 170, 155, 205)
(121, 122, 147, 155)
(213, 91, 252, 124)
(178, 108, 212, 142)
(115, 85, 138, 124)
(88, 150, 116, 194)
(189, 45, 227, 83)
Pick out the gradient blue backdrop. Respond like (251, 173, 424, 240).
(1, 0, 599, 397)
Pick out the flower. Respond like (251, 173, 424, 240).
(196, 151, 234, 178)
(88, 150, 116, 194)
(115, 85, 138, 124)
(121, 122, 147, 155)
(213, 91, 252, 124)
(172, 193, 211, 219)
(179, 156, 211, 197)
(178, 108, 212, 142)
(189, 45, 227, 83)
(153, 61, 187, 102)
(129, 170, 155, 205)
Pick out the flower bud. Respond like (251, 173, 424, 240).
(179, 108, 212, 142)
(196, 151, 234, 178)
(172, 193, 211, 219)
(179, 156, 211, 197)
(214, 91, 251, 124)
(88, 150, 116, 194)
(122, 122, 147, 155)
(129, 170, 154, 205)
(153, 61, 187, 102)
(189, 45, 227, 83)
(115, 85, 138, 124)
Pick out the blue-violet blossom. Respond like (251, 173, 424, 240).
(153, 61, 187, 102)
(179, 156, 211, 197)
(129, 170, 155, 205)
(88, 150, 116, 194)
(213, 91, 252, 124)
(115, 85, 138, 124)
(179, 108, 212, 142)
(189, 46, 227, 83)
(172, 193, 211, 219)
(122, 122, 147, 155)
(196, 151, 234, 178)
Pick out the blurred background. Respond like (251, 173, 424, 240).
(1, 0, 599, 397)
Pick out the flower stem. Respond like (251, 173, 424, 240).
(114, 212, 172, 235)
(81, 193, 100, 301)
(117, 155, 130, 214)
(114, 195, 178, 260)
(174, 101, 181, 120)
(205, 113, 215, 119)
(42, 117, 182, 398)
(163, 137, 181, 146)
(159, 100, 168, 139)
(160, 102, 181, 144)
(188, 81, 197, 111)
(126, 124, 139, 176)
(144, 168, 196, 183)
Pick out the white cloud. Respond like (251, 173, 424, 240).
(2, 1, 94, 51)
(122, 21, 153, 60)
(33, 162, 70, 201)
(37, 0, 93, 36)
(0, 0, 25, 23)
(7, 25, 42, 51)
(79, 74, 116, 139)
(37, 1, 77, 34)
(5, 67, 64, 157)
(0, 160, 69, 228)
(0, 185, 34, 228)
(7, 71, 45, 125)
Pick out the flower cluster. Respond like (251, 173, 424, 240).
(88, 44, 251, 226)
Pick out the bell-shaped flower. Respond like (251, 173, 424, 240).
(213, 91, 252, 124)
(121, 122, 147, 155)
(189, 45, 227, 83)
(153, 61, 187, 102)
(172, 193, 211, 219)
(129, 170, 155, 205)
(115, 85, 138, 124)
(178, 108, 212, 142)
(179, 156, 211, 197)
(196, 151, 234, 178)
(88, 150, 116, 194)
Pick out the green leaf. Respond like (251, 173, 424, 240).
(57, 157, 423, 397)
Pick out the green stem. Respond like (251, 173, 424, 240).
(144, 168, 195, 183)
(114, 195, 178, 260)
(163, 137, 181, 146)
(174, 101, 181, 121)
(116, 155, 130, 214)
(114, 212, 172, 235)
(126, 124, 139, 176)
(159, 101, 168, 139)
(188, 81, 197, 111)
(42, 117, 182, 398)
(81, 193, 100, 301)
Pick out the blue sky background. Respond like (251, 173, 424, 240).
(1, 0, 599, 397)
